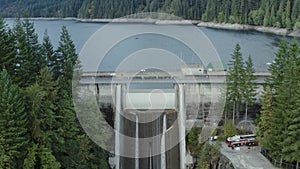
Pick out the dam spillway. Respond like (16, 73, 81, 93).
(78, 68, 271, 169)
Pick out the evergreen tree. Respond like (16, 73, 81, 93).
(285, 0, 292, 29)
(23, 68, 61, 168)
(41, 30, 56, 72)
(264, 39, 300, 163)
(256, 86, 273, 149)
(277, 0, 285, 27)
(13, 19, 45, 87)
(0, 18, 16, 77)
(223, 120, 237, 138)
(0, 69, 29, 168)
(227, 44, 245, 123)
(243, 56, 257, 121)
(281, 41, 300, 165)
(54, 26, 78, 82)
(266, 40, 289, 160)
(282, 94, 300, 165)
(270, 5, 276, 26)
(292, 0, 300, 24)
(263, 2, 270, 26)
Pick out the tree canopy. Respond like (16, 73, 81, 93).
(1, 0, 300, 29)
(0, 19, 109, 168)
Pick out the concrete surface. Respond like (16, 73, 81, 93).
(220, 143, 278, 169)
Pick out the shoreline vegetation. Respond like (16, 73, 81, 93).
(5, 17, 300, 37)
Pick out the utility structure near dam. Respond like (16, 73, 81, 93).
(78, 64, 271, 169)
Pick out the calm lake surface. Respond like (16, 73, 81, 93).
(4, 19, 297, 72)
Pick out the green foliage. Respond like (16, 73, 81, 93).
(258, 39, 300, 165)
(293, 21, 300, 30)
(13, 19, 46, 87)
(226, 45, 257, 123)
(1, 0, 300, 29)
(0, 18, 16, 77)
(0, 69, 29, 168)
(263, 2, 270, 27)
(186, 127, 221, 169)
(196, 142, 221, 169)
(227, 44, 245, 122)
(286, 0, 292, 29)
(0, 19, 109, 168)
(249, 9, 264, 25)
(39, 146, 61, 169)
(23, 144, 38, 169)
(256, 86, 273, 149)
(223, 120, 237, 138)
(187, 127, 202, 156)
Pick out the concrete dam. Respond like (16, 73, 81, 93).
(77, 67, 270, 169)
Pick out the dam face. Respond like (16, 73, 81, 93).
(78, 70, 268, 169)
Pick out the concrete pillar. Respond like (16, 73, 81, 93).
(115, 84, 121, 169)
(178, 84, 186, 169)
(135, 114, 139, 169)
(161, 113, 166, 169)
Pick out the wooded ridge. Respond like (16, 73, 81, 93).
(1, 0, 300, 30)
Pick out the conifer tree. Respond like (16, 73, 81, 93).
(0, 18, 16, 77)
(41, 30, 56, 72)
(282, 95, 300, 166)
(285, 0, 292, 29)
(0, 69, 29, 168)
(292, 0, 300, 24)
(23, 68, 61, 168)
(281, 41, 300, 165)
(243, 56, 257, 121)
(227, 44, 245, 123)
(266, 40, 290, 160)
(263, 2, 270, 27)
(13, 19, 45, 87)
(55, 26, 78, 81)
(277, 1, 285, 27)
(264, 39, 300, 163)
(256, 86, 273, 149)
(270, 5, 276, 26)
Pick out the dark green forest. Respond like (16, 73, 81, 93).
(0, 18, 109, 168)
(226, 41, 300, 167)
(1, 0, 300, 29)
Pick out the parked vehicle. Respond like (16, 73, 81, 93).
(226, 134, 258, 147)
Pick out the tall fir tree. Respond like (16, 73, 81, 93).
(243, 56, 257, 121)
(256, 86, 273, 149)
(41, 30, 56, 72)
(263, 2, 270, 26)
(55, 26, 78, 81)
(264, 39, 300, 164)
(226, 44, 245, 123)
(13, 19, 45, 87)
(0, 18, 16, 77)
(281, 41, 300, 165)
(0, 69, 29, 168)
(285, 0, 292, 29)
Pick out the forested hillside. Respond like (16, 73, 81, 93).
(0, 0, 83, 18)
(1, 0, 300, 29)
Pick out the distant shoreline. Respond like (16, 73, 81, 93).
(5, 17, 300, 37)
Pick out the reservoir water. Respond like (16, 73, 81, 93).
(4, 19, 298, 72)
